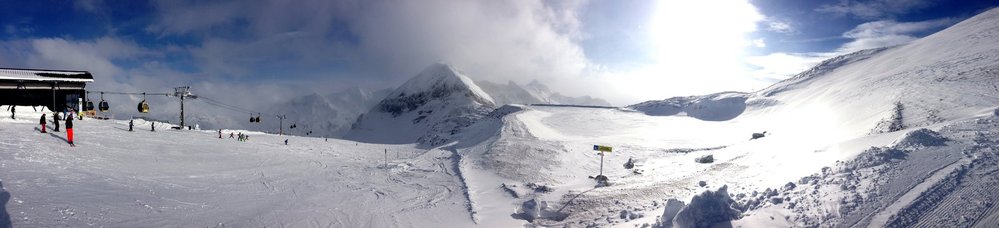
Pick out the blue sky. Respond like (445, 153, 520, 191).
(0, 0, 996, 105)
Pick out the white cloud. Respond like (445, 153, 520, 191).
(752, 39, 767, 48)
(145, 0, 594, 98)
(25, 37, 150, 79)
(837, 18, 955, 52)
(817, 0, 936, 19)
(765, 18, 794, 34)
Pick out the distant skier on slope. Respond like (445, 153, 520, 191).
(40, 113, 47, 133)
(284, 139, 288, 145)
(129, 119, 134, 132)
(66, 117, 75, 147)
(230, 132, 235, 139)
(9, 105, 14, 119)
(151, 122, 155, 132)
(218, 129, 223, 139)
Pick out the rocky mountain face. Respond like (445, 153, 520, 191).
(346, 63, 496, 146)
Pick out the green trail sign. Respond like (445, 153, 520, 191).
(593, 145, 613, 152)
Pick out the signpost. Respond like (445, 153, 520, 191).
(593, 145, 613, 183)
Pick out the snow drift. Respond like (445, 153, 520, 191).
(628, 92, 749, 121)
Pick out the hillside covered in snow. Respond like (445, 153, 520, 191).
(3, 6, 999, 228)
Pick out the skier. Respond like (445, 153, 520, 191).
(151, 122, 155, 132)
(66, 117, 74, 147)
(284, 139, 288, 145)
(53, 112, 60, 132)
(128, 119, 134, 132)
(229, 132, 235, 139)
(39, 113, 47, 133)
(218, 129, 223, 139)
(9, 105, 14, 119)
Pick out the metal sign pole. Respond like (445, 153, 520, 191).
(599, 151, 604, 176)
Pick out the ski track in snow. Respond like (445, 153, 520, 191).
(0, 112, 475, 228)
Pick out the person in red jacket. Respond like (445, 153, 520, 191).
(39, 113, 47, 133)
(66, 117, 75, 147)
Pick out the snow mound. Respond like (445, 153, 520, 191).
(893, 128, 948, 149)
(843, 146, 909, 171)
(512, 199, 567, 223)
(673, 185, 742, 228)
(628, 92, 749, 121)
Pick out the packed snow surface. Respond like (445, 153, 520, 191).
(3, 7, 999, 228)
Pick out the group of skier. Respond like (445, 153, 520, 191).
(127, 119, 156, 132)
(225, 131, 250, 142)
(38, 110, 75, 147)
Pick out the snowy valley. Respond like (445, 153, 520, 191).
(3, 6, 999, 228)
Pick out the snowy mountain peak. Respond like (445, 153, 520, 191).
(347, 63, 498, 145)
(392, 63, 495, 107)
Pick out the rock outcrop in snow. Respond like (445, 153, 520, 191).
(672, 185, 742, 228)
(346, 63, 496, 145)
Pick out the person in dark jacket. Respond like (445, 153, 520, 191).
(9, 106, 14, 119)
(128, 119, 134, 132)
(40, 113, 47, 133)
(53, 112, 60, 132)
(151, 122, 155, 132)
(218, 129, 223, 139)
(66, 117, 74, 147)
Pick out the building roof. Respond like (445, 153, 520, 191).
(0, 68, 95, 83)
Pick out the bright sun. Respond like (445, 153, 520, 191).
(610, 0, 765, 100)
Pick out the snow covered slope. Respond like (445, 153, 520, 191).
(752, 7, 999, 137)
(0, 107, 474, 227)
(275, 88, 390, 137)
(474, 80, 544, 106)
(477, 80, 612, 106)
(628, 91, 751, 121)
(346, 63, 496, 146)
(4, 7, 999, 228)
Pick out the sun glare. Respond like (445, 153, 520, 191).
(612, 0, 765, 101)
